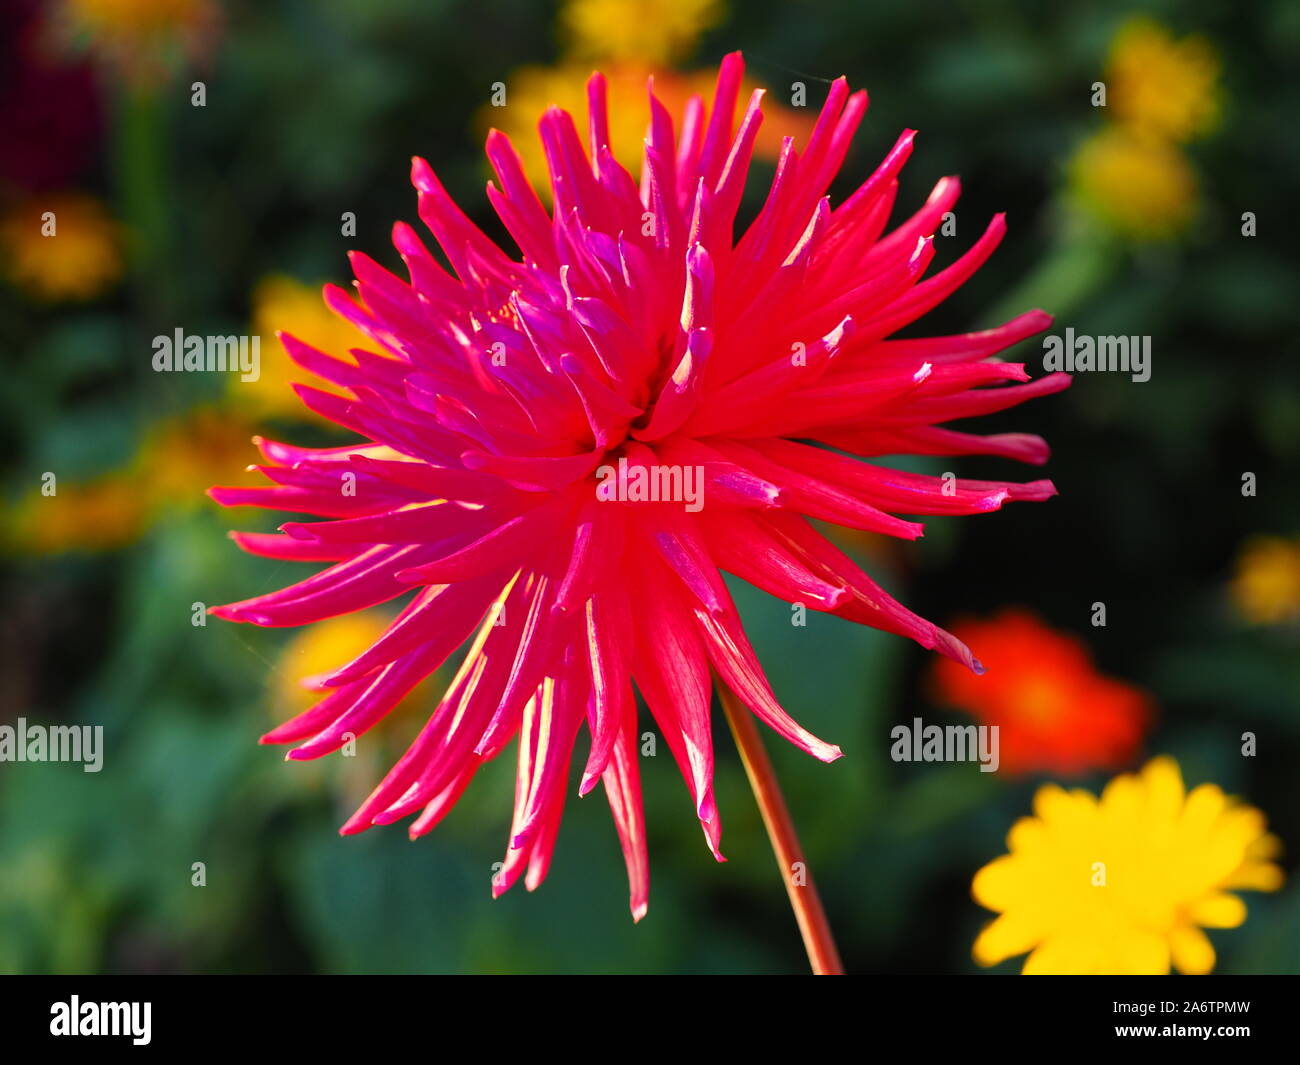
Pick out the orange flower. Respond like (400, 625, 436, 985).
(57, 0, 222, 85)
(0, 194, 123, 302)
(4, 473, 145, 555)
(931, 609, 1150, 775)
(2, 405, 259, 556)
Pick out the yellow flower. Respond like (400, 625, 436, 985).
(4, 474, 145, 555)
(0, 195, 123, 302)
(132, 405, 259, 511)
(268, 610, 436, 802)
(561, 0, 724, 64)
(237, 275, 372, 421)
(272, 611, 395, 716)
(1068, 127, 1197, 241)
(973, 757, 1283, 974)
(3, 406, 261, 556)
(1231, 536, 1300, 625)
(486, 63, 814, 200)
(1105, 17, 1220, 143)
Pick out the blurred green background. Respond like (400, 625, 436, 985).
(1, 0, 1297, 974)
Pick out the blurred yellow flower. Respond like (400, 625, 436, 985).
(60, 0, 221, 81)
(0, 194, 122, 302)
(1068, 127, 1196, 241)
(269, 608, 442, 785)
(5, 474, 145, 555)
(488, 63, 814, 199)
(1231, 536, 1300, 625)
(238, 275, 372, 421)
(68, 0, 207, 32)
(822, 522, 893, 566)
(562, 0, 724, 64)
(486, 0, 812, 200)
(4, 406, 260, 556)
(272, 611, 394, 716)
(1105, 17, 1220, 143)
(973, 757, 1283, 975)
(267, 610, 438, 802)
(133, 405, 259, 510)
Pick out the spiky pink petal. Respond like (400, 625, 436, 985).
(214, 52, 1066, 918)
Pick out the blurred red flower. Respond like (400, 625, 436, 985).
(931, 609, 1150, 775)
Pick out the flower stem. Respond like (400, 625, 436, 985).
(717, 682, 844, 975)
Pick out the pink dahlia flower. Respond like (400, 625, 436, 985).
(213, 52, 1068, 919)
